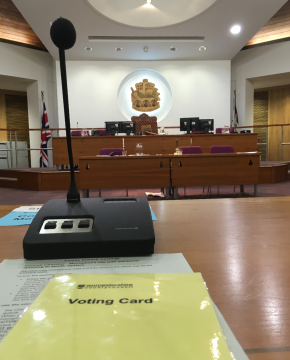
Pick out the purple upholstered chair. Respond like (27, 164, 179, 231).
(191, 130, 205, 134)
(71, 130, 90, 136)
(210, 145, 234, 154)
(98, 130, 112, 136)
(100, 148, 123, 156)
(179, 146, 202, 155)
(215, 128, 235, 134)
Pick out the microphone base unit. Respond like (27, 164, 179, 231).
(23, 197, 155, 260)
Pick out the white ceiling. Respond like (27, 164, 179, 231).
(12, 0, 288, 61)
(84, 0, 218, 28)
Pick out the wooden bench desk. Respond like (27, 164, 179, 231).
(79, 153, 260, 200)
(53, 133, 258, 166)
(171, 152, 260, 199)
(79, 155, 171, 199)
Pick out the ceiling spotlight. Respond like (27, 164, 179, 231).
(146, 0, 151, 3)
(115, 47, 123, 52)
(143, 46, 148, 52)
(230, 25, 241, 34)
(199, 46, 206, 51)
(84, 47, 92, 51)
(169, 46, 177, 52)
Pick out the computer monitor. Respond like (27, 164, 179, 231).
(105, 122, 121, 135)
(119, 121, 135, 135)
(180, 118, 199, 134)
(199, 119, 214, 134)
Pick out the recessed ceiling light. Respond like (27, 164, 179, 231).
(169, 46, 177, 52)
(230, 25, 241, 34)
(146, 0, 151, 3)
(199, 46, 206, 51)
(84, 47, 92, 51)
(115, 47, 123, 52)
(143, 46, 148, 52)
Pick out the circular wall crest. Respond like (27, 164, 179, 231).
(117, 69, 172, 122)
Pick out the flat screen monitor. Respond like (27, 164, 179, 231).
(199, 119, 214, 134)
(105, 122, 121, 135)
(180, 117, 199, 134)
(119, 121, 135, 135)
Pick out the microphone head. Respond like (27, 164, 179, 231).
(50, 17, 76, 50)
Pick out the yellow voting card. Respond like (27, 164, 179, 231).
(0, 273, 232, 360)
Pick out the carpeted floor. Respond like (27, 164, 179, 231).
(1, 179, 290, 205)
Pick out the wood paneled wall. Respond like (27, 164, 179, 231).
(246, 0, 290, 46)
(0, 89, 28, 142)
(5, 93, 29, 147)
(254, 86, 290, 161)
(0, 91, 6, 141)
(253, 91, 268, 160)
(0, 0, 46, 50)
(268, 86, 290, 161)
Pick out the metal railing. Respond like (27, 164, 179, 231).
(164, 123, 290, 161)
(0, 124, 290, 167)
(0, 131, 13, 168)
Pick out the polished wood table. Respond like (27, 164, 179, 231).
(78, 153, 260, 199)
(171, 153, 260, 199)
(1, 197, 290, 360)
(53, 133, 258, 165)
(79, 155, 171, 199)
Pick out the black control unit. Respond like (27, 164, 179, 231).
(23, 197, 155, 260)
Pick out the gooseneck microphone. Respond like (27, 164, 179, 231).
(22, 17, 155, 260)
(50, 17, 80, 203)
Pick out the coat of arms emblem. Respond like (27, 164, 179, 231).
(131, 79, 160, 112)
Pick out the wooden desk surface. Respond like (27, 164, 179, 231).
(1, 197, 290, 360)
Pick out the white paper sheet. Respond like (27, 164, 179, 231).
(0, 253, 248, 359)
(12, 206, 42, 212)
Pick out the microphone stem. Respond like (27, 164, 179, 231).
(59, 48, 80, 202)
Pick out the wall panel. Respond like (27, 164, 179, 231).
(253, 91, 268, 160)
(0, 92, 7, 141)
(268, 86, 290, 161)
(0, 89, 27, 142)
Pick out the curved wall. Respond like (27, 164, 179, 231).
(56, 60, 231, 133)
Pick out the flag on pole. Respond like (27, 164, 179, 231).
(233, 89, 239, 127)
(40, 92, 51, 167)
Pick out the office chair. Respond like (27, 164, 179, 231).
(215, 128, 235, 134)
(100, 148, 123, 156)
(71, 130, 90, 136)
(179, 146, 202, 155)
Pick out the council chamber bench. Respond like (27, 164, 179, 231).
(52, 133, 258, 167)
(78, 153, 260, 199)
(79, 155, 171, 199)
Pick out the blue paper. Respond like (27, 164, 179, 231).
(0, 209, 157, 226)
(0, 212, 38, 226)
(150, 208, 157, 221)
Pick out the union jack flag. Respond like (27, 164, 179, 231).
(39, 94, 51, 167)
(232, 89, 239, 127)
